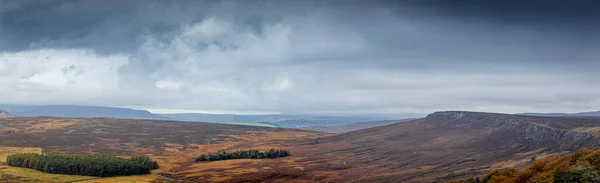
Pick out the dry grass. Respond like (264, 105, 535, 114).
(0, 147, 43, 162)
(76, 174, 169, 183)
(0, 165, 175, 183)
(0, 165, 94, 182)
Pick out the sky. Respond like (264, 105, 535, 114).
(0, 0, 599, 115)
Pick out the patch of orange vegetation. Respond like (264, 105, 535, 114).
(24, 121, 76, 133)
(490, 152, 557, 170)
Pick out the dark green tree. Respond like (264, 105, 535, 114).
(6, 153, 158, 177)
(195, 149, 290, 162)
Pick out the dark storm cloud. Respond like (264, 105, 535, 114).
(408, 0, 600, 23)
(0, 0, 599, 114)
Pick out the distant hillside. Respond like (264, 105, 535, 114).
(9, 105, 168, 119)
(519, 110, 600, 117)
(0, 104, 35, 113)
(302, 119, 413, 133)
(160, 113, 275, 123)
(161, 113, 387, 128)
(0, 110, 14, 118)
(290, 111, 600, 182)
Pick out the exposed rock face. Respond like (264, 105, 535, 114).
(0, 110, 15, 118)
(427, 111, 600, 151)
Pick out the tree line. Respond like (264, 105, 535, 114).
(196, 149, 290, 162)
(6, 153, 159, 177)
(449, 148, 600, 183)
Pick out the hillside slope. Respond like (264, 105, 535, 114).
(286, 111, 600, 182)
(3, 111, 600, 182)
(10, 105, 168, 119)
(0, 117, 322, 182)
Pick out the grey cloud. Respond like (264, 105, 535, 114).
(0, 0, 599, 114)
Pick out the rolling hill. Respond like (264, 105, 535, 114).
(2, 111, 600, 182)
(301, 119, 413, 133)
(5, 105, 168, 119)
(0, 104, 35, 113)
(0, 116, 322, 182)
(0, 104, 398, 128)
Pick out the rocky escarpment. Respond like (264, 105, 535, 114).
(293, 111, 600, 182)
(427, 111, 600, 151)
(0, 110, 15, 118)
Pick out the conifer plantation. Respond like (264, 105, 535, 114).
(196, 149, 290, 162)
(6, 153, 159, 177)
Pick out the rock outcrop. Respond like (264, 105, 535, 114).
(427, 111, 600, 151)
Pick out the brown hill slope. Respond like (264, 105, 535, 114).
(0, 117, 324, 182)
(0, 117, 321, 155)
(284, 111, 600, 182)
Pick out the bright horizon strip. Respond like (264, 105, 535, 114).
(145, 108, 279, 115)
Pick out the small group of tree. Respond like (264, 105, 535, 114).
(6, 153, 159, 177)
(448, 148, 600, 183)
(195, 149, 290, 162)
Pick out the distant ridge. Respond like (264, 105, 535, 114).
(161, 113, 387, 128)
(0, 110, 15, 118)
(518, 110, 600, 117)
(9, 105, 168, 119)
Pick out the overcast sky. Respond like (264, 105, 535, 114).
(0, 0, 599, 115)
